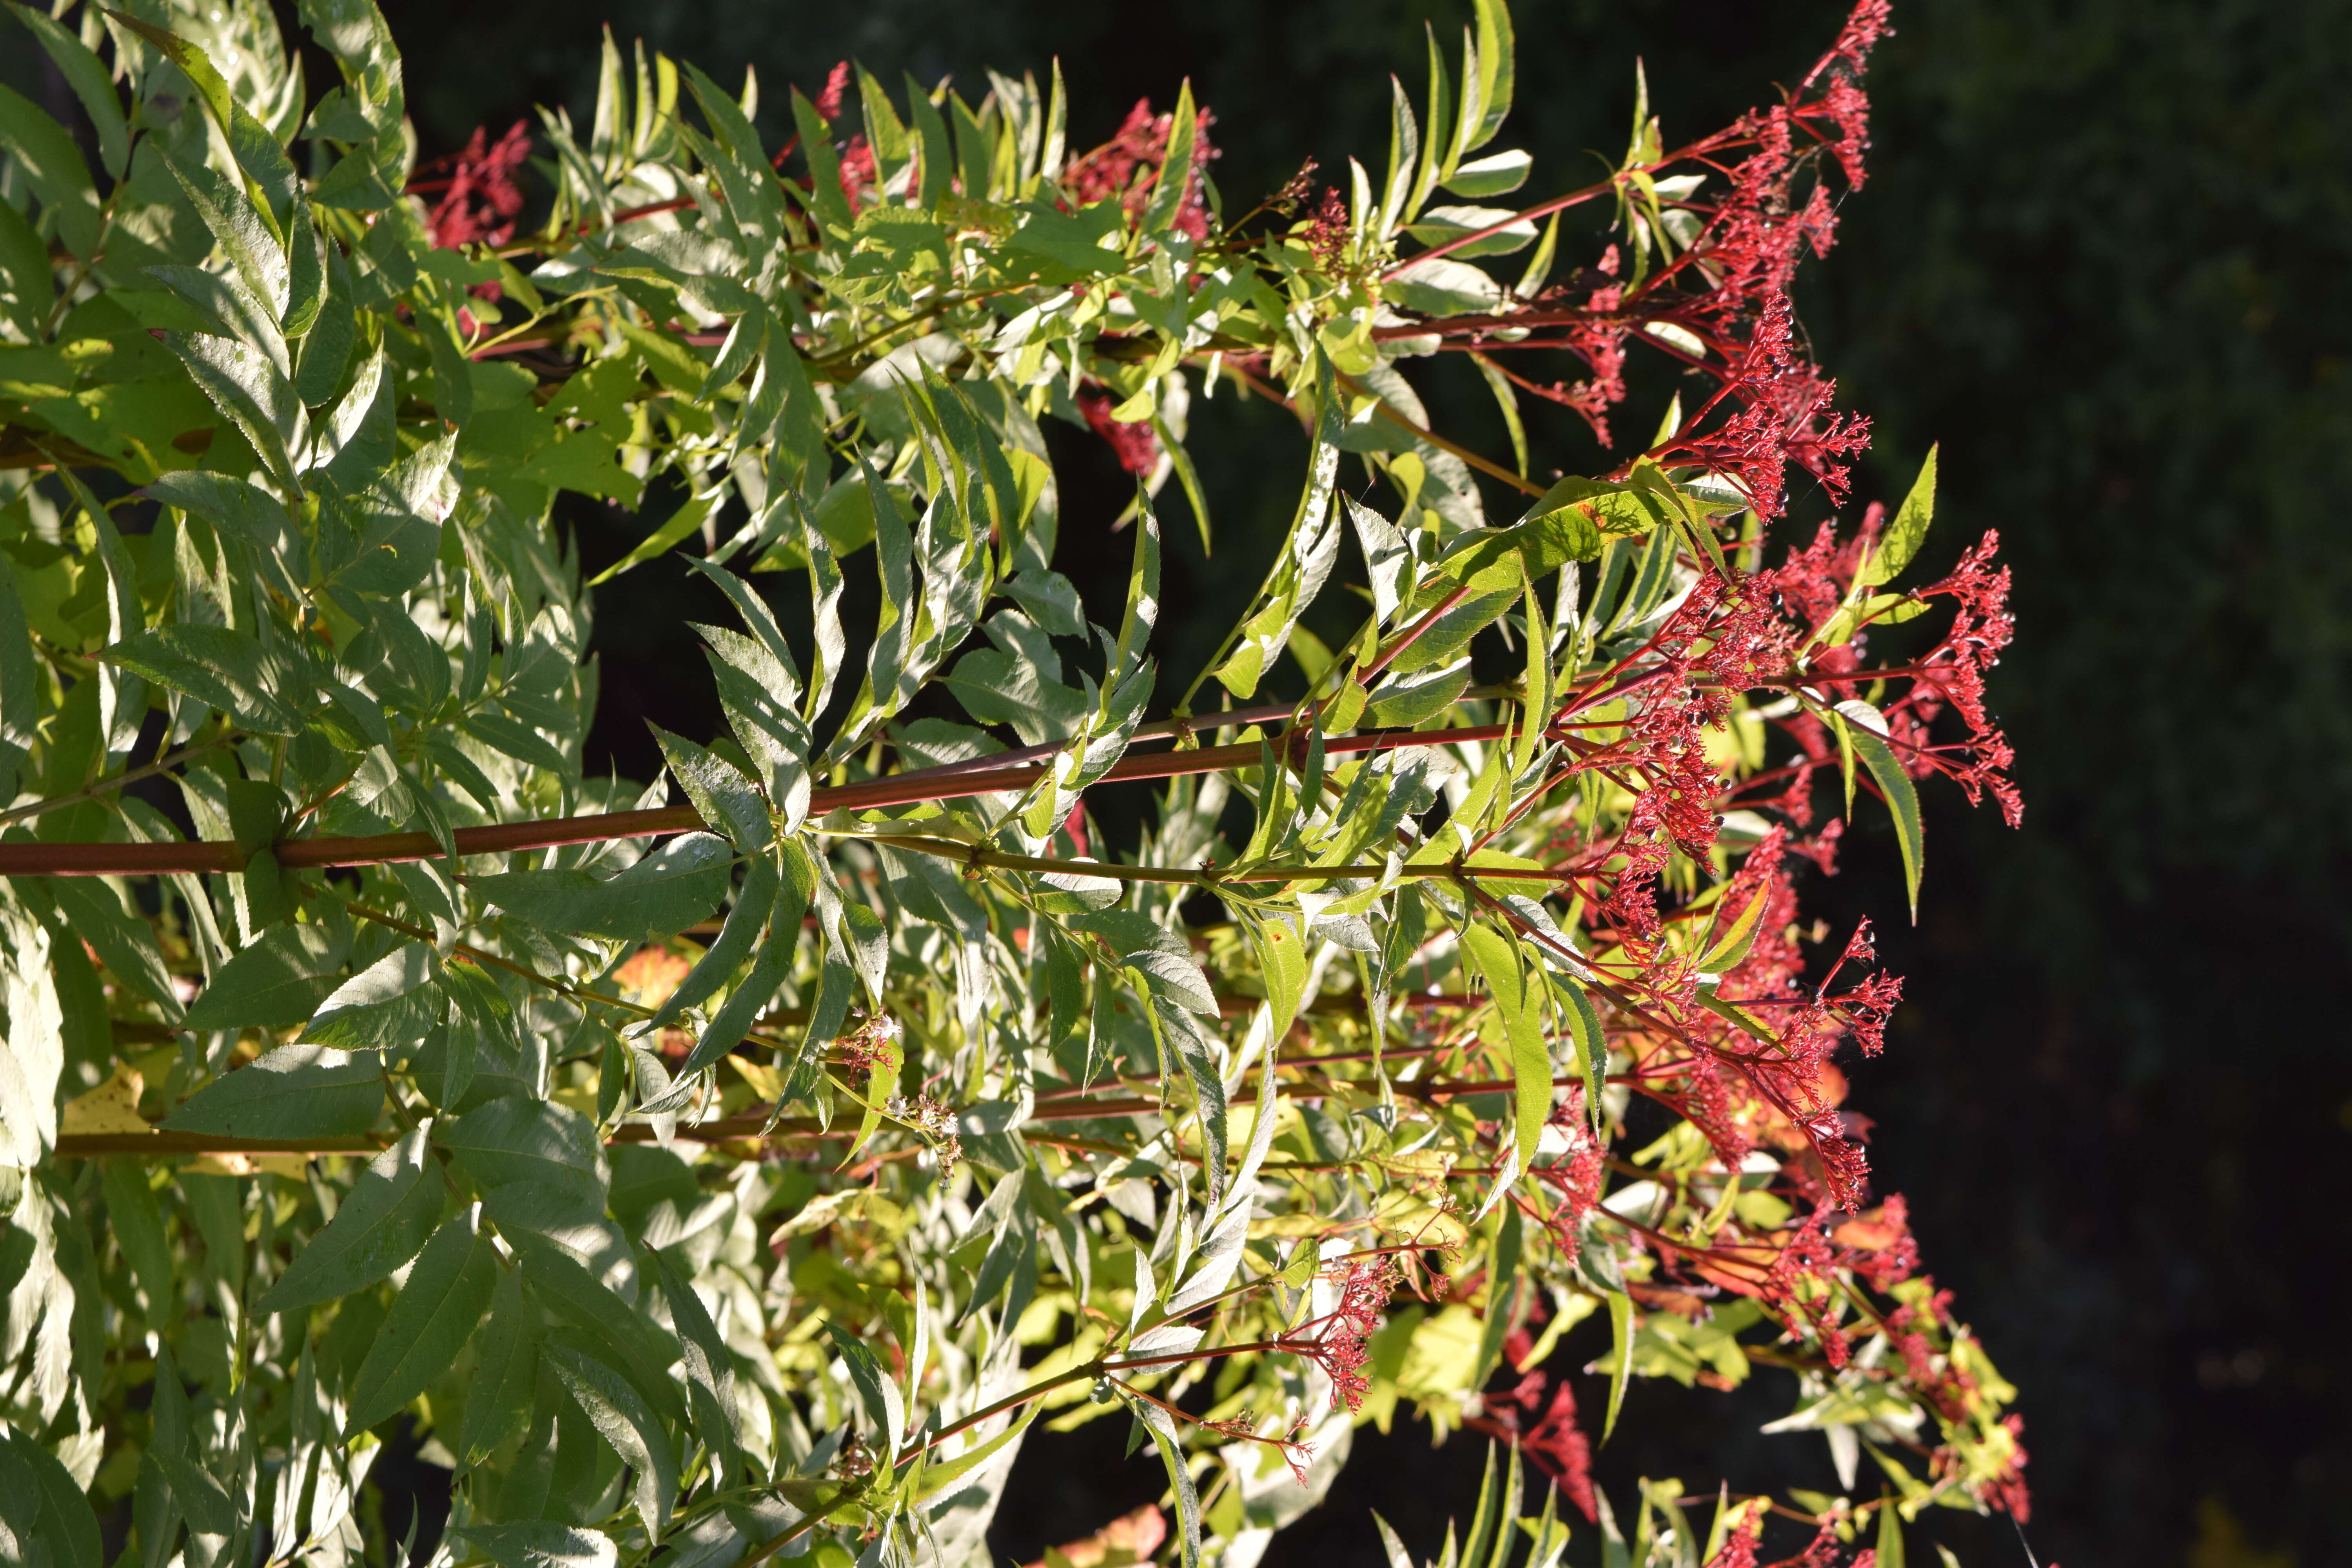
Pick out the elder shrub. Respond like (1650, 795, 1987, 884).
(0, 1, 2026, 1563)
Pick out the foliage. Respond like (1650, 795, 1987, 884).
(0, 1, 2027, 1563)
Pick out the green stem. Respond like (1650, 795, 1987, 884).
(851, 831, 1576, 887)
(0, 733, 239, 829)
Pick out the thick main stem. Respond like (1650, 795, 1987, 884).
(0, 721, 1517, 878)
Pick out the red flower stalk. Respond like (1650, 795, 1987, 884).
(814, 61, 851, 124)
(1805, 0, 1895, 87)
(837, 136, 878, 215)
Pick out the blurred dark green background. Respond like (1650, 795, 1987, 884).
(27, 0, 2352, 1559)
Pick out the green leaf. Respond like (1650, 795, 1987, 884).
(48, 878, 184, 1020)
(474, 831, 733, 942)
(0, 194, 54, 339)
(1466, 0, 1516, 152)
(545, 1338, 680, 1540)
(100, 1160, 173, 1328)
(1835, 699, 1925, 920)
(282, 204, 327, 339)
(1470, 352, 1529, 478)
(1860, 445, 1938, 588)
(842, 1018, 904, 1166)
(7, 5, 128, 181)
(517, 1244, 688, 1427)
(1074, 910, 1215, 1015)
(909, 1403, 1037, 1503)
(181, 918, 352, 1031)
(163, 1045, 385, 1140)
(1152, 998, 1230, 1207)
(1552, 974, 1608, 1143)
(1141, 80, 1199, 236)
(588, 490, 716, 586)
(1696, 884, 1769, 975)
(302, 942, 444, 1050)
(1444, 483, 1653, 587)
(788, 87, 852, 236)
(0, 85, 100, 259)
(700, 630, 811, 830)
(95, 621, 303, 738)
(258, 1125, 442, 1313)
(652, 725, 770, 851)
(1603, 1288, 1633, 1442)
(1134, 1397, 1203, 1568)
(1444, 148, 1532, 198)
(1876, 1498, 1907, 1568)
(1151, 413, 1214, 555)
(438, 1098, 607, 1220)
(151, 142, 288, 319)
(0, 579, 38, 808)
(439, 956, 522, 1114)
(167, 331, 308, 495)
(449, 1523, 619, 1568)
(145, 262, 290, 378)
(1685, 999, 1770, 1059)
(107, 13, 300, 234)
(0, 1428, 99, 1568)
(152, 1450, 234, 1538)
(0, 561, 35, 801)
(675, 845, 809, 1077)
(1460, 924, 1552, 1191)
(1249, 915, 1310, 1034)
(648, 1245, 742, 1482)
(1212, 358, 1341, 698)
(640, 853, 775, 1034)
(345, 1208, 499, 1435)
(824, 1321, 905, 1455)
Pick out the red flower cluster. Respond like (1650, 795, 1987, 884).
(1657, 292, 1871, 520)
(838, 1012, 902, 1077)
(1076, 385, 1161, 475)
(1308, 1254, 1402, 1411)
(1393, 0, 1887, 503)
(1704, 1512, 1762, 1568)
(1463, 1293, 1599, 1521)
(805, 63, 881, 214)
(1889, 535, 2024, 824)
(412, 122, 532, 249)
(1763, 1203, 1855, 1366)
(1304, 187, 1353, 273)
(1757, 508, 2024, 826)
(813, 60, 852, 124)
(1062, 98, 1220, 243)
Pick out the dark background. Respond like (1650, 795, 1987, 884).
(23, 0, 2352, 1561)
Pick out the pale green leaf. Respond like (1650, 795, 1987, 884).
(162, 1045, 385, 1140)
(345, 1209, 499, 1435)
(474, 831, 732, 942)
(181, 918, 352, 1031)
(257, 1125, 441, 1312)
